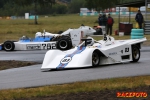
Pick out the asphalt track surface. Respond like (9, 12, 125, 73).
(0, 46, 150, 90)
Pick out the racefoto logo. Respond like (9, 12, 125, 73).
(117, 92, 148, 98)
(60, 57, 72, 64)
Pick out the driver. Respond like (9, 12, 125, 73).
(20, 35, 29, 40)
(87, 37, 95, 46)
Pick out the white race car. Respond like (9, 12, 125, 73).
(41, 35, 146, 71)
(1, 25, 103, 51)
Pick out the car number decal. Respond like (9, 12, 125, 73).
(60, 57, 72, 64)
(26, 44, 41, 50)
(57, 46, 86, 69)
(41, 43, 56, 50)
(121, 47, 129, 54)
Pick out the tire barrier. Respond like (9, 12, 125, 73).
(131, 35, 144, 39)
(131, 29, 144, 39)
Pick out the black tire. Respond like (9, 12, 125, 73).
(3, 41, 15, 51)
(56, 36, 72, 50)
(132, 45, 140, 62)
(92, 51, 100, 67)
(50, 36, 60, 41)
(57, 31, 63, 34)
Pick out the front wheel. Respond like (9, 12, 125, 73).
(92, 51, 100, 67)
(132, 46, 140, 62)
(3, 41, 15, 51)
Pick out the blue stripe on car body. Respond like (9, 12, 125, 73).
(19, 36, 52, 42)
(57, 46, 86, 69)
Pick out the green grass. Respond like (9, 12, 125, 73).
(1, 14, 149, 43)
(0, 75, 149, 100)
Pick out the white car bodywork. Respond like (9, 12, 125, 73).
(35, 26, 97, 38)
(2, 26, 98, 51)
(13, 27, 95, 51)
(13, 41, 57, 50)
(35, 29, 74, 38)
(41, 35, 147, 70)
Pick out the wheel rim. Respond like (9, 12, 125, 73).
(5, 43, 12, 50)
(133, 48, 139, 59)
(59, 40, 67, 49)
(92, 53, 99, 65)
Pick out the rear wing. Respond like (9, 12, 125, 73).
(69, 29, 83, 46)
(69, 28, 108, 47)
(128, 37, 147, 45)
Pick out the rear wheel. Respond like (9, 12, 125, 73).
(132, 45, 140, 62)
(92, 51, 100, 67)
(3, 41, 15, 51)
(56, 36, 72, 50)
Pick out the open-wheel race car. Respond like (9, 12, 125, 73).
(1, 25, 104, 51)
(41, 34, 146, 71)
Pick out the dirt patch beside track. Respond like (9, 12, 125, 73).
(18, 85, 150, 100)
(0, 60, 40, 70)
(0, 61, 149, 100)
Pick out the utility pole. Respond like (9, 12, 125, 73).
(34, 0, 38, 24)
(145, 0, 147, 20)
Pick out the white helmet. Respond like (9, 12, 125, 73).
(87, 37, 94, 46)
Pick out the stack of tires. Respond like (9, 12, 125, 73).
(131, 29, 144, 39)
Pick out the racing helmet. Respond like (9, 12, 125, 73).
(20, 35, 29, 40)
(87, 37, 94, 46)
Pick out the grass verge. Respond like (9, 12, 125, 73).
(0, 14, 150, 44)
(0, 75, 149, 100)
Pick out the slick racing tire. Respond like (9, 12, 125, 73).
(132, 45, 140, 62)
(3, 41, 15, 51)
(57, 31, 63, 34)
(56, 36, 72, 50)
(131, 29, 143, 33)
(131, 32, 144, 36)
(131, 35, 144, 39)
(50, 36, 61, 41)
(50, 37, 57, 41)
(92, 51, 100, 67)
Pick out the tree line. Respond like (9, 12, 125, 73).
(0, 0, 134, 16)
(0, 0, 85, 16)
